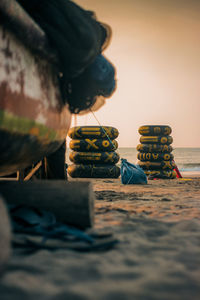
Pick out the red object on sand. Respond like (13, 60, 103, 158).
(173, 161, 182, 178)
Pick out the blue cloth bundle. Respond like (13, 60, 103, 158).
(120, 158, 147, 185)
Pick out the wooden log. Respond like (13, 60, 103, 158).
(0, 195, 11, 276)
(0, 181, 95, 229)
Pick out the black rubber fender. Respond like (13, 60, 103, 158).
(138, 125, 172, 136)
(140, 136, 173, 145)
(138, 160, 175, 170)
(144, 170, 177, 179)
(137, 152, 174, 162)
(136, 144, 173, 153)
(68, 126, 119, 139)
(67, 164, 120, 178)
(69, 138, 118, 152)
(69, 151, 120, 164)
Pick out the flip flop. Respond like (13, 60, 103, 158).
(9, 205, 56, 230)
(12, 234, 118, 253)
(8, 205, 94, 243)
(8, 205, 118, 252)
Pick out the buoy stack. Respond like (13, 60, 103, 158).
(67, 126, 120, 178)
(137, 125, 176, 179)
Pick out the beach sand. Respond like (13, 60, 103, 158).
(0, 175, 200, 300)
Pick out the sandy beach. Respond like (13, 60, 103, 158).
(1, 0, 200, 298)
(0, 175, 200, 300)
(94, 174, 200, 226)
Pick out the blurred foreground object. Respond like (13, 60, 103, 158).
(0, 0, 72, 175)
(0, 0, 116, 176)
(0, 181, 95, 229)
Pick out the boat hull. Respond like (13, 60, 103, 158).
(0, 25, 71, 175)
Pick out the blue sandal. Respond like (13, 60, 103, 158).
(8, 205, 118, 252)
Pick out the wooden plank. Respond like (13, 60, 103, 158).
(0, 180, 95, 229)
(24, 161, 42, 181)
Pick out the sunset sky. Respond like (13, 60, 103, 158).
(73, 0, 200, 148)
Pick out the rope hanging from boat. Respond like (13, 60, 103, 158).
(89, 109, 117, 151)
(89, 109, 147, 185)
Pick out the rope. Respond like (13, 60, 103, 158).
(89, 109, 139, 182)
(89, 109, 117, 151)
(71, 110, 147, 184)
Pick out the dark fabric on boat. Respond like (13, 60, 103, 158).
(0, 0, 56, 62)
(17, 0, 111, 78)
(15, 0, 116, 113)
(63, 54, 116, 113)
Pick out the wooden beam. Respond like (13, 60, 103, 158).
(24, 161, 42, 181)
(17, 170, 24, 181)
(0, 180, 95, 228)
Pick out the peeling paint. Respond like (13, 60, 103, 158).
(35, 112, 47, 124)
(0, 26, 71, 175)
(0, 27, 60, 108)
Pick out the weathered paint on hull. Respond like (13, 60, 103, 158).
(0, 25, 72, 175)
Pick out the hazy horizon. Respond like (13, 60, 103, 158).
(73, 0, 200, 148)
(117, 146, 200, 149)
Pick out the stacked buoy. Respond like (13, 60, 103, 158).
(67, 126, 120, 178)
(137, 125, 176, 179)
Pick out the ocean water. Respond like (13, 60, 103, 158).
(117, 147, 200, 174)
(66, 147, 200, 174)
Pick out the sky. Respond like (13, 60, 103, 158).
(72, 0, 200, 148)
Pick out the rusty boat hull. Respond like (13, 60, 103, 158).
(0, 25, 72, 176)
